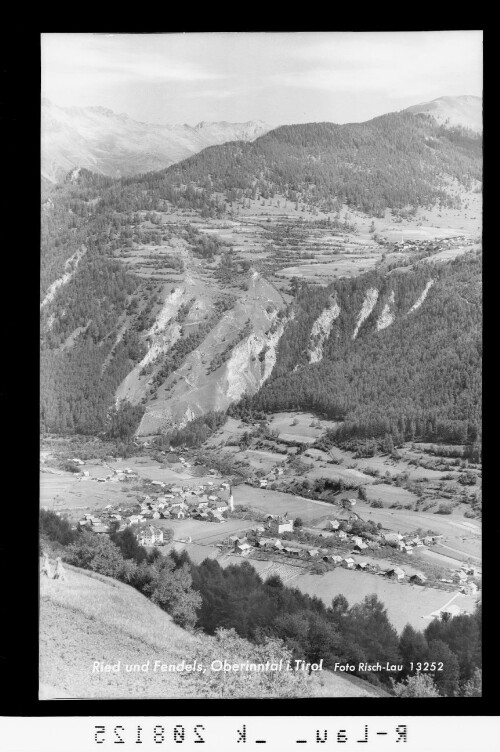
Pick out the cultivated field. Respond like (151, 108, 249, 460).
(363, 483, 418, 506)
(158, 516, 260, 545)
(275, 257, 379, 282)
(268, 412, 342, 444)
(234, 485, 336, 523)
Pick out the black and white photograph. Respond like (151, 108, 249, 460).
(39, 31, 482, 701)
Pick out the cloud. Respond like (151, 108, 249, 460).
(268, 31, 482, 100)
(183, 88, 236, 100)
(41, 33, 228, 103)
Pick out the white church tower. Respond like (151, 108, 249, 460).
(229, 484, 234, 511)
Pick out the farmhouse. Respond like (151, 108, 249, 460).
(343, 498, 357, 508)
(171, 509, 186, 519)
(209, 511, 225, 523)
(398, 543, 413, 554)
(409, 537, 424, 547)
(383, 532, 404, 546)
(462, 582, 478, 595)
(461, 565, 478, 576)
(257, 538, 276, 549)
(268, 514, 294, 534)
(91, 523, 110, 534)
(385, 567, 405, 581)
(441, 604, 462, 618)
(452, 570, 468, 583)
(353, 543, 368, 553)
(213, 501, 229, 512)
(342, 558, 355, 569)
(328, 520, 340, 530)
(283, 547, 302, 558)
(235, 542, 252, 555)
(323, 554, 343, 565)
(409, 573, 427, 585)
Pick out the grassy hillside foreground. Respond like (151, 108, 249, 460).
(39, 561, 386, 699)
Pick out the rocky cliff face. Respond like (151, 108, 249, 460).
(126, 273, 288, 434)
(308, 298, 341, 363)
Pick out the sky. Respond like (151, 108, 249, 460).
(41, 32, 483, 127)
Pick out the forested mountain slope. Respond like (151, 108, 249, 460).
(124, 111, 481, 216)
(233, 251, 482, 445)
(40, 109, 481, 443)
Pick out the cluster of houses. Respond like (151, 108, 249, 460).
(226, 530, 480, 590)
(223, 514, 480, 592)
(77, 481, 234, 541)
(386, 235, 469, 254)
(323, 517, 446, 556)
(447, 564, 480, 595)
(226, 527, 428, 580)
(76, 465, 139, 483)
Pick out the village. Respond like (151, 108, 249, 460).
(67, 459, 480, 602)
(40, 431, 481, 632)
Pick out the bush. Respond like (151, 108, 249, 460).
(436, 502, 453, 515)
(392, 673, 440, 697)
(64, 531, 128, 579)
(40, 509, 77, 546)
(464, 509, 478, 519)
(370, 499, 384, 508)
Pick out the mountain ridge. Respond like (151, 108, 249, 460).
(41, 99, 272, 183)
(403, 95, 482, 133)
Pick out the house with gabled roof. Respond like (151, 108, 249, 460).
(409, 573, 427, 585)
(236, 542, 252, 555)
(385, 567, 405, 580)
(283, 547, 301, 558)
(383, 532, 404, 546)
(91, 523, 110, 534)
